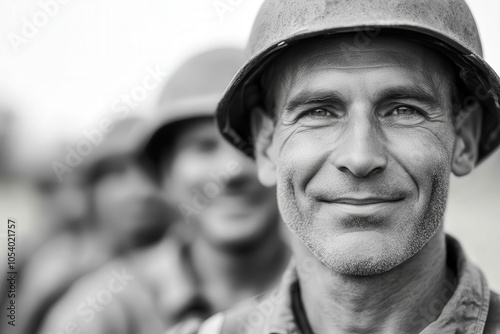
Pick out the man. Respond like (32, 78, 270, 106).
(197, 0, 500, 333)
(18, 147, 89, 272)
(14, 117, 169, 334)
(38, 48, 289, 334)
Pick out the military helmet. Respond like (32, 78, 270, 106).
(143, 47, 245, 169)
(216, 0, 500, 163)
(82, 117, 148, 183)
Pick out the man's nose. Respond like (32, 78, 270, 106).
(330, 114, 388, 178)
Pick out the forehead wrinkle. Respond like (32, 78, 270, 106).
(298, 48, 425, 73)
(284, 65, 440, 110)
(262, 35, 456, 118)
(282, 35, 429, 72)
(275, 46, 429, 107)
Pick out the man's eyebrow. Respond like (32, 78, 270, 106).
(284, 90, 346, 112)
(376, 86, 442, 110)
(283, 85, 443, 115)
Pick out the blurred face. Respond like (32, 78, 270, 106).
(51, 172, 88, 228)
(93, 155, 168, 246)
(255, 36, 464, 275)
(162, 118, 279, 248)
(38, 171, 88, 230)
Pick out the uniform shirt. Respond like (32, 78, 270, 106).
(37, 233, 189, 334)
(38, 222, 289, 334)
(198, 235, 500, 334)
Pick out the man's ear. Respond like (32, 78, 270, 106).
(251, 106, 277, 187)
(452, 102, 483, 176)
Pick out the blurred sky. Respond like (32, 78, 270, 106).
(0, 0, 499, 287)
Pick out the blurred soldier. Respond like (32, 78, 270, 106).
(38, 48, 289, 334)
(0, 106, 41, 326)
(11, 117, 169, 334)
(0, 108, 21, 321)
(197, 0, 500, 333)
(21, 147, 88, 270)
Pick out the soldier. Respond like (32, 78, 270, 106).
(197, 0, 500, 333)
(38, 48, 290, 334)
(15, 117, 169, 334)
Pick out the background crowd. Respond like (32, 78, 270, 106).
(0, 1, 499, 333)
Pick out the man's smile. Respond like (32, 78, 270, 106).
(314, 194, 406, 218)
(327, 196, 404, 205)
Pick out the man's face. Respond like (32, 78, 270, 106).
(258, 36, 461, 275)
(93, 155, 168, 245)
(49, 172, 88, 228)
(162, 118, 279, 248)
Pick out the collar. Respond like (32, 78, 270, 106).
(261, 235, 491, 334)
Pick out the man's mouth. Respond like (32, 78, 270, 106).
(316, 194, 405, 217)
(330, 197, 404, 205)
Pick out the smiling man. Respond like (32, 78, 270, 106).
(196, 0, 500, 333)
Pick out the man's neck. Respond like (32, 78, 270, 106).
(192, 226, 288, 290)
(93, 225, 133, 256)
(296, 229, 454, 334)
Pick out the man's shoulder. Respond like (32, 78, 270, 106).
(196, 288, 500, 334)
(195, 260, 298, 334)
(164, 288, 272, 334)
(197, 288, 288, 334)
(129, 233, 187, 278)
(36, 258, 147, 334)
(197, 300, 266, 334)
(484, 290, 500, 333)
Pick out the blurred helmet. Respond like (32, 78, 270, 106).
(216, 0, 500, 163)
(142, 47, 245, 170)
(81, 117, 149, 183)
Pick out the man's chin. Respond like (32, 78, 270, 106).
(309, 231, 409, 276)
(201, 220, 275, 253)
(326, 259, 399, 276)
(208, 233, 268, 254)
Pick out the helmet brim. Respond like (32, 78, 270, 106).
(217, 25, 500, 164)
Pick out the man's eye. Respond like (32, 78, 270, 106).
(305, 108, 335, 118)
(388, 106, 419, 117)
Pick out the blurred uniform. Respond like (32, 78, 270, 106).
(38, 48, 290, 334)
(10, 117, 169, 334)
